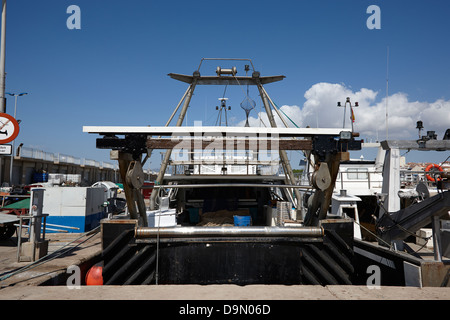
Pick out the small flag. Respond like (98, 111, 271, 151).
(350, 107, 355, 123)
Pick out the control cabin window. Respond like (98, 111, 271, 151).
(346, 168, 369, 180)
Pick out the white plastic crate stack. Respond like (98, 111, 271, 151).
(48, 173, 81, 185)
(66, 174, 81, 184)
(48, 173, 64, 185)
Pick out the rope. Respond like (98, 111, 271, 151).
(260, 85, 300, 129)
(0, 226, 100, 282)
(352, 218, 392, 248)
(155, 207, 162, 285)
(353, 213, 432, 254)
(375, 200, 436, 254)
(275, 103, 300, 128)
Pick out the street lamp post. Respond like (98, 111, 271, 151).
(6, 92, 27, 185)
(0, 0, 7, 113)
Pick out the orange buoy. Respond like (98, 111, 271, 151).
(425, 163, 443, 182)
(85, 263, 103, 285)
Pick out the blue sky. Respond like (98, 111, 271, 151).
(4, 0, 450, 169)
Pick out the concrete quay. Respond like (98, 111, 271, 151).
(1, 283, 450, 300)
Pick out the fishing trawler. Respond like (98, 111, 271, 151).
(83, 58, 450, 286)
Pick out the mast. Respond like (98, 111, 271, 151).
(385, 46, 389, 140)
(149, 76, 199, 210)
(255, 78, 301, 211)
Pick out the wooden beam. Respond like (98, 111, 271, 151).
(145, 138, 312, 150)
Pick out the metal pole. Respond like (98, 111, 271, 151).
(152, 183, 312, 189)
(150, 80, 198, 210)
(386, 46, 389, 140)
(0, 0, 6, 113)
(17, 215, 23, 262)
(432, 216, 442, 262)
(164, 85, 191, 127)
(256, 81, 301, 210)
(8, 94, 16, 183)
(342, 104, 346, 128)
(7, 93, 26, 185)
(143, 85, 192, 166)
(260, 86, 289, 128)
(135, 226, 324, 239)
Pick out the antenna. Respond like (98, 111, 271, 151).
(416, 120, 423, 138)
(215, 97, 230, 126)
(337, 101, 346, 128)
(337, 97, 358, 131)
(385, 46, 389, 140)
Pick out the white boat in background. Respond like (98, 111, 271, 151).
(334, 143, 384, 197)
(300, 140, 450, 244)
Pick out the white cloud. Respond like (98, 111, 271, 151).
(239, 82, 450, 141)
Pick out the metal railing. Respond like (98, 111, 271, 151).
(17, 146, 117, 170)
(166, 149, 282, 176)
(297, 168, 445, 192)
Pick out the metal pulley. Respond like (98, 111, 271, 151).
(126, 160, 145, 189)
(216, 66, 237, 76)
(311, 162, 331, 191)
